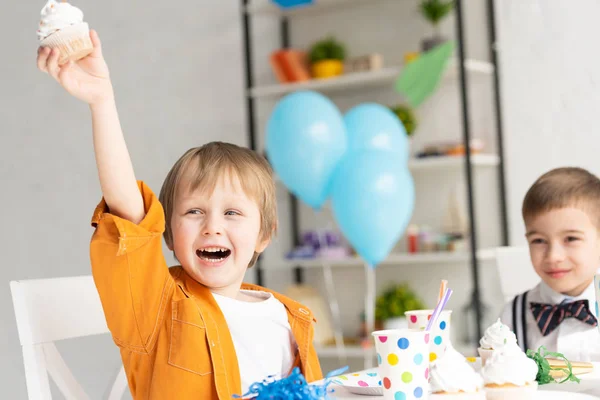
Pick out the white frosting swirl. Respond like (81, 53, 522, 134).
(37, 0, 85, 41)
(482, 343, 538, 386)
(430, 345, 484, 394)
(479, 318, 517, 350)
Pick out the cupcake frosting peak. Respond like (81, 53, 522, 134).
(479, 318, 517, 350)
(482, 343, 538, 386)
(37, 0, 84, 41)
(430, 345, 484, 394)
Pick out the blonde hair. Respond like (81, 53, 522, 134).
(522, 167, 600, 228)
(159, 142, 277, 267)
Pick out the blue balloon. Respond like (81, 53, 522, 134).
(266, 91, 347, 209)
(343, 103, 409, 163)
(330, 151, 415, 266)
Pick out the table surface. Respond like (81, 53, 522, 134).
(323, 362, 600, 399)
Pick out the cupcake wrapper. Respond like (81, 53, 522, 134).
(40, 22, 93, 64)
(477, 347, 495, 366)
(484, 382, 538, 400)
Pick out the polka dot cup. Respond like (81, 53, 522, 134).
(404, 309, 452, 364)
(372, 329, 430, 400)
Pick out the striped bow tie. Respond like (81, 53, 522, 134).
(530, 299, 598, 336)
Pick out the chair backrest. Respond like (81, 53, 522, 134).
(495, 246, 540, 302)
(10, 275, 128, 400)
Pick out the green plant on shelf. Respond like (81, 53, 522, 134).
(375, 283, 426, 321)
(390, 104, 417, 136)
(308, 36, 346, 63)
(419, 0, 454, 31)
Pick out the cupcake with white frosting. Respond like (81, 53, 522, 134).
(430, 345, 485, 399)
(478, 318, 517, 366)
(37, 0, 92, 64)
(482, 343, 538, 400)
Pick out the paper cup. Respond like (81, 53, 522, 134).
(373, 329, 430, 400)
(405, 309, 452, 363)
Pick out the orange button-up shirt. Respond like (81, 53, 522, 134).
(90, 181, 323, 399)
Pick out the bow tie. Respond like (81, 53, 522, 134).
(530, 299, 598, 336)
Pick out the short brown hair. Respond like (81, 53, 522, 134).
(159, 142, 277, 267)
(522, 167, 600, 228)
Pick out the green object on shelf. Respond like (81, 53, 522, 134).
(390, 104, 417, 136)
(395, 41, 454, 108)
(375, 283, 426, 321)
(309, 36, 346, 63)
(419, 0, 454, 26)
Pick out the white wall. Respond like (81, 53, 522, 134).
(496, 0, 600, 245)
(1, 1, 249, 397)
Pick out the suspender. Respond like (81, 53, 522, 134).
(512, 291, 529, 351)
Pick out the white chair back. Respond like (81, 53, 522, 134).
(10, 275, 128, 400)
(495, 246, 540, 302)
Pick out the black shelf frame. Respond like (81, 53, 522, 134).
(240, 0, 509, 341)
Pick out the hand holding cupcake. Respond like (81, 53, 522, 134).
(37, 0, 94, 65)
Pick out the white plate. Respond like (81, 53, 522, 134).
(330, 368, 383, 396)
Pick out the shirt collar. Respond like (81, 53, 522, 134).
(538, 269, 599, 305)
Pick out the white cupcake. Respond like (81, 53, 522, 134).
(478, 318, 517, 366)
(482, 343, 539, 400)
(430, 345, 486, 399)
(37, 0, 92, 65)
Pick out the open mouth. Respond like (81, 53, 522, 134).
(196, 247, 231, 263)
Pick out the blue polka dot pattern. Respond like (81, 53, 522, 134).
(414, 387, 423, 398)
(434, 336, 442, 345)
(395, 392, 406, 400)
(377, 353, 382, 365)
(413, 353, 423, 365)
(440, 321, 447, 330)
(398, 337, 410, 350)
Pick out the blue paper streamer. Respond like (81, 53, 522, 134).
(234, 366, 349, 399)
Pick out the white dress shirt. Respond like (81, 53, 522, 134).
(501, 279, 600, 362)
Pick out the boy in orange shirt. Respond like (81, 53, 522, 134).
(37, 31, 322, 399)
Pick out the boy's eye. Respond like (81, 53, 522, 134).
(566, 236, 580, 242)
(530, 238, 545, 244)
(186, 209, 202, 215)
(225, 210, 240, 216)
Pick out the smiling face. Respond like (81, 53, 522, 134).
(525, 207, 600, 296)
(169, 172, 270, 298)
(158, 142, 278, 298)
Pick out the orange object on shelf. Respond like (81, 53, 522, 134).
(269, 49, 311, 83)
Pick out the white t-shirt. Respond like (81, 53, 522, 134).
(212, 290, 297, 394)
(501, 279, 600, 362)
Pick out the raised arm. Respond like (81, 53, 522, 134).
(37, 30, 143, 223)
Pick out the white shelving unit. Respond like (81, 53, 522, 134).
(265, 249, 496, 271)
(242, 0, 506, 371)
(250, 59, 493, 98)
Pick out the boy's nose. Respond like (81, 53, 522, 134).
(546, 244, 566, 262)
(202, 215, 223, 236)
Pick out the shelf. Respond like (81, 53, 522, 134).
(245, 0, 376, 16)
(265, 249, 496, 270)
(409, 154, 500, 171)
(250, 59, 494, 99)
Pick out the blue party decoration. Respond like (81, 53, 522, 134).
(266, 91, 347, 210)
(271, 0, 314, 9)
(330, 151, 415, 267)
(343, 103, 409, 164)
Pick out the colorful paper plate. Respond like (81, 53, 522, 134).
(330, 368, 383, 396)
